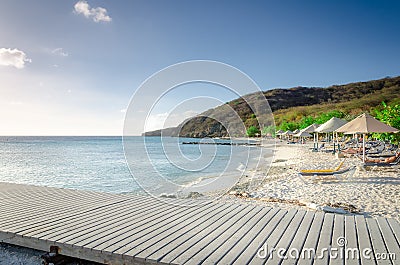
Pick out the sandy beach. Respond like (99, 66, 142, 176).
(218, 140, 400, 222)
(1, 140, 399, 263)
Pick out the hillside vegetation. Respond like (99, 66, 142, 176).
(273, 76, 400, 126)
(143, 76, 400, 138)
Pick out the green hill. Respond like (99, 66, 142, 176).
(144, 76, 400, 137)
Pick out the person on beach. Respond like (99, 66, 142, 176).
(364, 152, 400, 164)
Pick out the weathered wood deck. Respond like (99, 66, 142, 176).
(0, 182, 398, 265)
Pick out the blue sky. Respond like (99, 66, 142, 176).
(1, 0, 399, 135)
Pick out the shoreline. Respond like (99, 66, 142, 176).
(210, 141, 399, 222)
(0, 141, 398, 262)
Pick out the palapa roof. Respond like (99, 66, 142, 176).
(294, 131, 312, 137)
(302, 123, 320, 133)
(336, 113, 399, 134)
(316, 117, 347, 133)
(282, 130, 293, 135)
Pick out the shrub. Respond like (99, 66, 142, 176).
(246, 126, 260, 137)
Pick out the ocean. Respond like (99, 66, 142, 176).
(0, 136, 266, 196)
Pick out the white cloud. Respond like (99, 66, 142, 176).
(0, 48, 31, 69)
(145, 113, 169, 132)
(74, 1, 112, 23)
(145, 110, 198, 132)
(52, 48, 69, 57)
(120, 108, 127, 113)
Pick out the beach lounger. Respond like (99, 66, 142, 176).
(311, 143, 325, 152)
(363, 155, 400, 167)
(367, 153, 396, 158)
(299, 161, 355, 176)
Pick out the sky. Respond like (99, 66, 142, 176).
(1, 0, 399, 135)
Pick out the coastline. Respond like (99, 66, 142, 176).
(0, 142, 395, 252)
(173, 139, 275, 198)
(157, 139, 399, 222)
(0, 140, 398, 263)
(211, 141, 399, 222)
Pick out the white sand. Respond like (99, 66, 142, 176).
(1, 141, 398, 261)
(221, 142, 400, 221)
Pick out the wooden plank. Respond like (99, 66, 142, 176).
(199, 207, 273, 265)
(30, 197, 163, 240)
(387, 218, 400, 246)
(156, 204, 259, 264)
(0, 198, 131, 233)
(166, 205, 262, 264)
(92, 202, 222, 252)
(330, 214, 345, 265)
(12, 197, 141, 232)
(133, 203, 256, 261)
(314, 213, 334, 265)
(263, 210, 307, 265)
(366, 218, 392, 265)
(0, 191, 106, 221)
(376, 217, 400, 264)
(0, 186, 120, 208)
(119, 204, 250, 257)
(280, 211, 315, 265)
(194, 207, 281, 265)
(232, 209, 297, 265)
(296, 212, 325, 265)
(66, 201, 220, 249)
(344, 215, 361, 265)
(0, 233, 135, 265)
(355, 215, 376, 265)
(1, 183, 400, 265)
(0, 192, 129, 230)
(58, 199, 189, 245)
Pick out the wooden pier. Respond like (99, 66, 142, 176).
(0, 182, 399, 264)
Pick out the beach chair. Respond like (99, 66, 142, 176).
(312, 143, 325, 152)
(363, 155, 400, 167)
(299, 161, 355, 176)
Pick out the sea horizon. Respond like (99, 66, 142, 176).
(0, 136, 268, 197)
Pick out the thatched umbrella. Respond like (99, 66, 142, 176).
(336, 113, 399, 162)
(302, 123, 320, 149)
(294, 131, 312, 137)
(276, 130, 284, 140)
(316, 117, 348, 152)
(302, 123, 320, 132)
(294, 131, 312, 144)
(282, 130, 293, 141)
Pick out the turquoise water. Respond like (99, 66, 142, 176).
(0, 136, 263, 195)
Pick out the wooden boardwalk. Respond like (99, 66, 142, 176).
(0, 182, 399, 265)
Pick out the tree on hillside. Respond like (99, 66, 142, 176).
(262, 125, 276, 137)
(277, 121, 297, 132)
(314, 110, 345, 124)
(246, 126, 260, 137)
(374, 102, 400, 143)
(299, 116, 316, 129)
